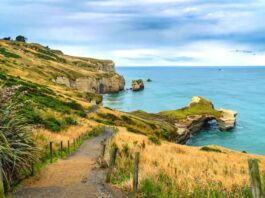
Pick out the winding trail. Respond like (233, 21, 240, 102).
(13, 130, 125, 198)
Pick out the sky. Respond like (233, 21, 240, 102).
(1, 0, 265, 66)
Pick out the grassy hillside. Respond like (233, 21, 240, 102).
(0, 40, 116, 82)
(105, 128, 265, 198)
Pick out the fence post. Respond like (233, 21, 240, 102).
(67, 140, 70, 154)
(74, 139, 76, 149)
(60, 141, 63, 158)
(106, 146, 118, 183)
(133, 152, 140, 195)
(101, 144, 106, 159)
(49, 142, 53, 163)
(0, 159, 5, 198)
(248, 159, 263, 198)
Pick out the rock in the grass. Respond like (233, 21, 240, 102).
(132, 79, 144, 91)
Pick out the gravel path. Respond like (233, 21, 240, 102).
(13, 130, 125, 198)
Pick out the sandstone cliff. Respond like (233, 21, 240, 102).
(164, 96, 237, 143)
(54, 74, 125, 94)
(0, 40, 125, 94)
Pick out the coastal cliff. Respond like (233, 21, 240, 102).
(54, 73, 125, 94)
(168, 97, 237, 143)
(0, 40, 125, 94)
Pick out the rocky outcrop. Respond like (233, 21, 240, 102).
(53, 74, 125, 94)
(175, 115, 215, 144)
(132, 79, 144, 91)
(217, 109, 237, 131)
(131, 96, 237, 144)
(173, 97, 237, 143)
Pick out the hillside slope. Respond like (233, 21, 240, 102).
(0, 40, 125, 94)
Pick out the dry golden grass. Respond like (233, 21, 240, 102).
(33, 118, 99, 152)
(108, 128, 265, 194)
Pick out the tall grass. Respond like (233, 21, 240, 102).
(106, 128, 265, 198)
(0, 86, 39, 191)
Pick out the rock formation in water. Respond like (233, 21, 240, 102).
(171, 97, 237, 143)
(126, 96, 237, 144)
(147, 78, 152, 82)
(132, 79, 144, 91)
(218, 109, 237, 131)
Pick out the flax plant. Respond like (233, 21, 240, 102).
(0, 86, 38, 190)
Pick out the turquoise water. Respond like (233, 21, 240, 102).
(103, 67, 265, 155)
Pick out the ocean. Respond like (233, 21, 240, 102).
(103, 66, 265, 155)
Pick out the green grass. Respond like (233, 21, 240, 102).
(139, 177, 252, 198)
(159, 97, 221, 120)
(0, 72, 85, 132)
(0, 47, 21, 58)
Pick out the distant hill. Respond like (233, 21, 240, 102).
(0, 40, 125, 94)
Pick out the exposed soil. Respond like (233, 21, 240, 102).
(13, 130, 125, 198)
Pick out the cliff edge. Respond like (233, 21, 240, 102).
(0, 40, 125, 94)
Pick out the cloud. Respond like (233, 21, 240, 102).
(1, 0, 265, 66)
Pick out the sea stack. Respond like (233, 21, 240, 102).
(217, 109, 237, 131)
(132, 79, 144, 91)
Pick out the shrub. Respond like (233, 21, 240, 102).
(2, 37, 11, 41)
(77, 111, 87, 118)
(148, 135, 161, 145)
(85, 93, 103, 104)
(43, 116, 66, 132)
(200, 146, 222, 153)
(65, 116, 77, 125)
(88, 126, 104, 137)
(15, 35, 27, 42)
(0, 87, 38, 190)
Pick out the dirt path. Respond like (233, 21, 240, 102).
(13, 130, 125, 198)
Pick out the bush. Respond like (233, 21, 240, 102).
(0, 87, 38, 190)
(15, 35, 27, 42)
(88, 126, 104, 137)
(65, 116, 77, 125)
(200, 146, 222, 153)
(148, 135, 161, 145)
(43, 116, 66, 132)
(2, 37, 11, 41)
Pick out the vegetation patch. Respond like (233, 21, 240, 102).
(160, 97, 221, 120)
(200, 146, 222, 153)
(84, 92, 103, 104)
(148, 135, 161, 145)
(0, 47, 21, 58)
(0, 87, 39, 191)
(0, 72, 85, 131)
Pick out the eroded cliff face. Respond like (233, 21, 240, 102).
(128, 96, 237, 144)
(172, 97, 237, 143)
(53, 59, 125, 94)
(54, 74, 125, 94)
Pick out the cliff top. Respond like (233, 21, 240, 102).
(0, 40, 116, 84)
